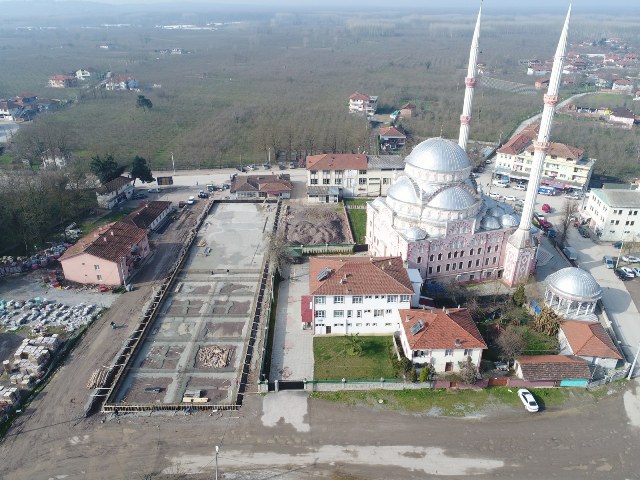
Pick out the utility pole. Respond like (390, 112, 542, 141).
(628, 341, 640, 380)
(215, 445, 219, 480)
(171, 152, 176, 176)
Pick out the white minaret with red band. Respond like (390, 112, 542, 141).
(458, 3, 482, 152)
(502, 5, 571, 288)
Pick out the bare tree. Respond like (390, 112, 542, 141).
(531, 306, 563, 337)
(266, 231, 292, 274)
(496, 325, 526, 364)
(458, 357, 478, 384)
(557, 199, 578, 248)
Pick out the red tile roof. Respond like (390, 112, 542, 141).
(124, 201, 172, 230)
(498, 129, 536, 155)
(400, 103, 416, 110)
(524, 142, 583, 160)
(309, 256, 414, 296)
(230, 174, 292, 194)
(60, 221, 147, 263)
(613, 79, 632, 85)
(379, 126, 406, 138)
(399, 308, 486, 351)
(516, 355, 590, 381)
(349, 92, 370, 101)
(301, 295, 313, 323)
(306, 154, 367, 171)
(96, 176, 133, 195)
(561, 321, 622, 360)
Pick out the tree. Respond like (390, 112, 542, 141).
(130, 156, 154, 185)
(343, 334, 362, 357)
(266, 232, 293, 274)
(136, 95, 153, 112)
(496, 325, 526, 364)
(512, 284, 527, 307)
(410, 365, 418, 382)
(458, 357, 478, 384)
(532, 306, 563, 337)
(419, 364, 435, 382)
(90, 154, 126, 184)
(557, 200, 578, 248)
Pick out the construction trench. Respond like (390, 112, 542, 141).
(87, 200, 280, 413)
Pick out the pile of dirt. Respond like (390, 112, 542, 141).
(283, 205, 349, 245)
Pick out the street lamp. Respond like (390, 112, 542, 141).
(215, 445, 219, 480)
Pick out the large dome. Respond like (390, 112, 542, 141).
(547, 267, 602, 300)
(387, 176, 420, 204)
(405, 137, 472, 173)
(428, 186, 477, 210)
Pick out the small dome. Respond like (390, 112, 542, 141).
(428, 186, 477, 210)
(405, 226, 427, 241)
(487, 206, 505, 218)
(405, 137, 472, 173)
(387, 176, 420, 204)
(500, 213, 519, 228)
(480, 215, 501, 230)
(547, 267, 602, 300)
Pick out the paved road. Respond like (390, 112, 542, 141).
(512, 92, 592, 136)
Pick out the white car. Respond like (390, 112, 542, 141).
(518, 388, 539, 413)
(504, 195, 518, 202)
(148, 187, 160, 193)
(514, 184, 526, 190)
(632, 267, 640, 277)
(622, 255, 640, 263)
(489, 192, 501, 199)
(187, 196, 195, 205)
(621, 266, 636, 278)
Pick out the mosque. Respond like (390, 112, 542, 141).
(366, 5, 573, 288)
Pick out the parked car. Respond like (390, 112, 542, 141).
(541, 204, 552, 213)
(235, 166, 246, 172)
(278, 163, 286, 170)
(564, 193, 580, 200)
(197, 191, 209, 199)
(494, 361, 509, 372)
(613, 241, 623, 249)
(489, 192, 501, 199)
(603, 256, 615, 269)
(222, 183, 231, 190)
(178, 201, 186, 208)
(562, 246, 578, 260)
(246, 164, 256, 171)
(504, 195, 518, 202)
(148, 187, 160, 193)
(621, 266, 636, 278)
(518, 389, 539, 413)
(187, 196, 195, 205)
(289, 161, 297, 169)
(514, 184, 526, 191)
(578, 226, 590, 238)
(622, 255, 640, 263)
(262, 163, 271, 169)
(493, 180, 509, 188)
(615, 268, 633, 280)
(632, 267, 640, 276)
(545, 229, 557, 238)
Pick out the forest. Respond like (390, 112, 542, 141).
(0, 7, 640, 255)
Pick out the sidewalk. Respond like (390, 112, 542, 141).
(269, 261, 314, 381)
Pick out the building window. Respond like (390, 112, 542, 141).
(356, 310, 362, 318)
(417, 256, 422, 263)
(359, 178, 367, 185)
(468, 261, 472, 268)
(373, 309, 383, 317)
(334, 178, 342, 185)
(460, 250, 465, 257)
(470, 248, 474, 255)
(429, 255, 434, 262)
(476, 259, 480, 266)
(94, 265, 100, 270)
(487, 246, 492, 253)
(446, 264, 450, 271)
(334, 310, 344, 318)
(385, 309, 392, 314)
(469, 274, 475, 280)
(463, 349, 472, 356)
(315, 296, 326, 304)
(323, 179, 330, 185)
(438, 253, 442, 261)
(400, 295, 410, 302)
(478, 247, 482, 255)
(447, 252, 452, 259)
(387, 295, 397, 303)
(352, 296, 363, 304)
(485, 258, 489, 265)
(315, 310, 325, 318)
(310, 179, 318, 185)
(96, 274, 103, 281)
(454, 251, 458, 258)
(445, 349, 453, 356)
(383, 178, 390, 185)
(436, 265, 441, 273)
(334, 296, 344, 304)
(428, 266, 433, 274)
(358, 170, 367, 175)
(493, 257, 497, 264)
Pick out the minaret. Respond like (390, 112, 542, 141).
(458, 3, 482, 152)
(502, 5, 571, 288)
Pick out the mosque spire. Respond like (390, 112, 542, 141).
(457, 2, 482, 152)
(502, 5, 571, 288)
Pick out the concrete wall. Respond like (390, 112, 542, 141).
(61, 253, 122, 286)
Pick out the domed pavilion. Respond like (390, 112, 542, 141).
(544, 267, 602, 320)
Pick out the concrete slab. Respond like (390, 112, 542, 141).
(270, 261, 314, 381)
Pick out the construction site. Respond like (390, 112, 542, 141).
(97, 201, 278, 410)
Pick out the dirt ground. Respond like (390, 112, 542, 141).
(282, 204, 351, 245)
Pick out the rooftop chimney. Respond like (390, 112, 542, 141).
(405, 314, 411, 322)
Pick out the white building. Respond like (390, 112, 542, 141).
(397, 308, 486, 373)
(348, 92, 378, 116)
(306, 154, 404, 201)
(307, 256, 420, 335)
(558, 320, 623, 370)
(96, 176, 135, 210)
(583, 188, 640, 241)
(494, 128, 594, 190)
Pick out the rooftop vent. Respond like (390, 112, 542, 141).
(454, 338, 462, 348)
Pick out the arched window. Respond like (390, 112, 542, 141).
(417, 256, 422, 264)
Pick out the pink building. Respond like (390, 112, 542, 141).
(60, 221, 150, 286)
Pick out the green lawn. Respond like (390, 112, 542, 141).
(313, 336, 397, 380)
(80, 209, 135, 233)
(311, 386, 595, 417)
(343, 200, 369, 244)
